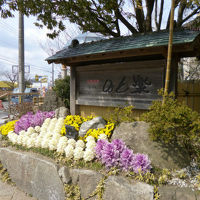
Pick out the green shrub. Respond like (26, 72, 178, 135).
(105, 105, 135, 125)
(53, 76, 70, 108)
(142, 89, 200, 159)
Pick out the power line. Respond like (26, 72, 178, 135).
(0, 56, 52, 73)
(0, 20, 17, 32)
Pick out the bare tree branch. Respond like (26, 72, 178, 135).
(181, 6, 200, 25)
(177, 0, 187, 27)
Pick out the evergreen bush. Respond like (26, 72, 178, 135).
(142, 90, 200, 159)
(53, 76, 70, 108)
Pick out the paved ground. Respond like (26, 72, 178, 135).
(0, 102, 10, 125)
(0, 180, 37, 200)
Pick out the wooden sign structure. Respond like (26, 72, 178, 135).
(46, 30, 200, 115)
(76, 60, 165, 110)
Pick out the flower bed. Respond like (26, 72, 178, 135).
(0, 111, 150, 173)
(0, 110, 200, 195)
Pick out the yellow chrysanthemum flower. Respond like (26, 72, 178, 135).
(0, 120, 18, 136)
(83, 122, 115, 141)
(60, 115, 93, 136)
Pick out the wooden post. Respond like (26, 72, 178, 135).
(163, 0, 175, 103)
(8, 94, 11, 120)
(168, 56, 179, 95)
(70, 66, 77, 115)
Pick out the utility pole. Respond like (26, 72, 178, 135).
(61, 64, 67, 78)
(18, 11, 25, 102)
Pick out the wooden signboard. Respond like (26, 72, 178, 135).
(76, 60, 165, 109)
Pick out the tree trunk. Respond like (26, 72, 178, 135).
(145, 0, 155, 32)
(133, 0, 145, 32)
(158, 0, 164, 31)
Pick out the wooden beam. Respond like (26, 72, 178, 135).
(168, 55, 179, 95)
(55, 43, 194, 66)
(70, 66, 77, 115)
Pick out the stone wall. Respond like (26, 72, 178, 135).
(0, 147, 153, 200)
(0, 147, 199, 200)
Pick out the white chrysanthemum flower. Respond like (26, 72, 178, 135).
(67, 139, 76, 147)
(54, 120, 63, 130)
(86, 136, 95, 143)
(40, 124, 48, 132)
(17, 135, 23, 145)
(8, 130, 14, 135)
(11, 134, 18, 144)
(48, 138, 59, 150)
(44, 132, 52, 138)
(76, 140, 85, 149)
(31, 133, 38, 138)
(83, 149, 95, 162)
(54, 129, 60, 135)
(64, 145, 74, 159)
(59, 136, 68, 143)
(27, 138, 35, 148)
(27, 127, 35, 134)
(49, 118, 57, 126)
(35, 126, 41, 133)
(86, 140, 96, 150)
(57, 137, 68, 153)
(22, 135, 29, 146)
(8, 132, 18, 144)
(44, 118, 51, 124)
(40, 130, 48, 137)
(58, 117, 64, 122)
(34, 136, 43, 148)
(98, 133, 108, 140)
(41, 138, 49, 149)
(74, 147, 84, 160)
(19, 130, 26, 136)
(7, 132, 13, 140)
(52, 133, 61, 139)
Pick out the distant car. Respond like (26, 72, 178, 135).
(11, 88, 39, 104)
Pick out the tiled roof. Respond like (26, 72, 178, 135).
(46, 30, 200, 63)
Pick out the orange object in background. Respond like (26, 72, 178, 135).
(0, 100, 4, 109)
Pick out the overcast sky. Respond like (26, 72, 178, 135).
(0, 13, 66, 84)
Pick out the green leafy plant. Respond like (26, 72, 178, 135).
(142, 89, 200, 159)
(105, 105, 135, 125)
(158, 168, 171, 185)
(53, 76, 70, 108)
(0, 162, 12, 183)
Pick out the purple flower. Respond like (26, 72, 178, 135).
(95, 139, 109, 160)
(101, 143, 120, 168)
(111, 139, 126, 154)
(14, 110, 55, 133)
(95, 138, 151, 173)
(131, 153, 151, 173)
(120, 148, 134, 171)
